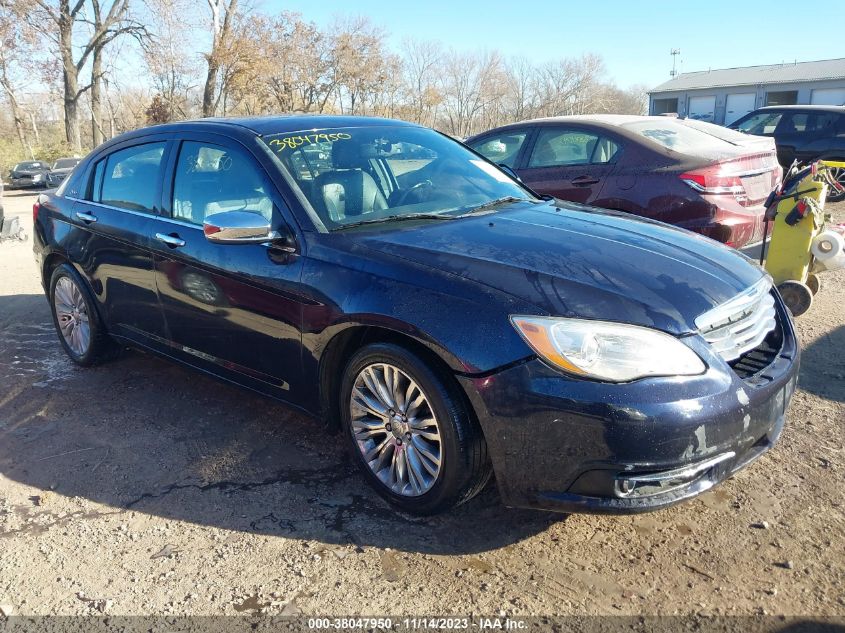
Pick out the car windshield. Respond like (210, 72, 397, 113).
(14, 161, 45, 170)
(261, 125, 534, 230)
(733, 111, 782, 135)
(621, 120, 737, 153)
(52, 158, 79, 169)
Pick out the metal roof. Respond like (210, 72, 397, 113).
(650, 58, 845, 93)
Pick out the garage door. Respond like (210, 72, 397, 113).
(688, 95, 716, 122)
(811, 88, 845, 105)
(725, 93, 757, 126)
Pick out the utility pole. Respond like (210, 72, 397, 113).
(670, 49, 681, 77)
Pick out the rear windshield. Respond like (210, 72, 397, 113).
(53, 158, 80, 169)
(676, 119, 752, 144)
(620, 120, 736, 153)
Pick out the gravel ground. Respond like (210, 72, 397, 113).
(0, 190, 843, 620)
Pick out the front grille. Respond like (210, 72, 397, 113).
(728, 326, 782, 380)
(695, 278, 777, 363)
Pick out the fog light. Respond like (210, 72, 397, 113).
(614, 452, 735, 499)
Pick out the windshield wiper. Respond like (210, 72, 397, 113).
(335, 213, 455, 230)
(456, 196, 530, 217)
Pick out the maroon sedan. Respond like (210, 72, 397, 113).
(466, 115, 782, 248)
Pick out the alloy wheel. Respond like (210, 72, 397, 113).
(829, 166, 845, 200)
(350, 362, 443, 496)
(54, 276, 91, 357)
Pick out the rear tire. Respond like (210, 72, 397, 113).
(340, 342, 491, 515)
(824, 163, 845, 203)
(48, 264, 114, 366)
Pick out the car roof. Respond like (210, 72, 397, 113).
(86, 115, 425, 159)
(527, 114, 659, 125)
(466, 114, 700, 143)
(115, 114, 420, 141)
(749, 105, 845, 112)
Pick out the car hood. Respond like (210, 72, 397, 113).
(49, 168, 73, 175)
(358, 201, 766, 335)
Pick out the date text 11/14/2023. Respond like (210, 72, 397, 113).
(307, 617, 528, 630)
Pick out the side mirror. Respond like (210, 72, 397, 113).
(203, 211, 281, 245)
(498, 164, 522, 182)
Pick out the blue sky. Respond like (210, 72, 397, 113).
(260, 0, 845, 89)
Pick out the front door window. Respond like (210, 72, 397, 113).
(173, 142, 273, 226)
(468, 132, 528, 168)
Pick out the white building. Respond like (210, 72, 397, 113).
(649, 58, 845, 126)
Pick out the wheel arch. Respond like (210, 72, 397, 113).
(43, 254, 110, 332)
(317, 323, 474, 430)
(42, 251, 70, 288)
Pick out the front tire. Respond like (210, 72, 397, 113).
(48, 264, 113, 366)
(340, 343, 491, 515)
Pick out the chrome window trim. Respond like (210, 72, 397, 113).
(65, 197, 201, 230)
(153, 215, 203, 231)
(64, 197, 166, 221)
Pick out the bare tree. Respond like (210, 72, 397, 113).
(20, 0, 145, 148)
(202, 0, 239, 117)
(401, 39, 443, 126)
(503, 56, 540, 122)
(439, 49, 506, 137)
(535, 53, 606, 116)
(0, 3, 35, 155)
(330, 16, 391, 115)
(143, 0, 200, 121)
(257, 12, 332, 114)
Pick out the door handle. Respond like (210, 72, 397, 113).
(155, 232, 186, 248)
(75, 211, 98, 223)
(572, 176, 600, 186)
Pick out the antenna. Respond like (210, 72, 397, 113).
(670, 49, 681, 77)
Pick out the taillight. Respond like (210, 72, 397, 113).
(680, 165, 746, 199)
(32, 201, 40, 223)
(680, 152, 779, 206)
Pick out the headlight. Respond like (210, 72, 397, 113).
(32, 174, 42, 181)
(510, 316, 706, 382)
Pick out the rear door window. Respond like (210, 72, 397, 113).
(528, 129, 599, 167)
(809, 112, 839, 132)
(96, 143, 166, 213)
(777, 113, 811, 133)
(776, 111, 842, 135)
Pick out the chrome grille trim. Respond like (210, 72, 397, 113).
(695, 277, 777, 363)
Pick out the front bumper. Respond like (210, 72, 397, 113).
(458, 294, 799, 514)
(9, 177, 44, 189)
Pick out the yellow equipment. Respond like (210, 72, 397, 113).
(761, 160, 845, 316)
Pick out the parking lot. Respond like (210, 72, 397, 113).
(0, 189, 843, 618)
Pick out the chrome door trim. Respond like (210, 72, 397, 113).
(155, 233, 186, 248)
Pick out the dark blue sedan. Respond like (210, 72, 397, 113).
(32, 115, 799, 515)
